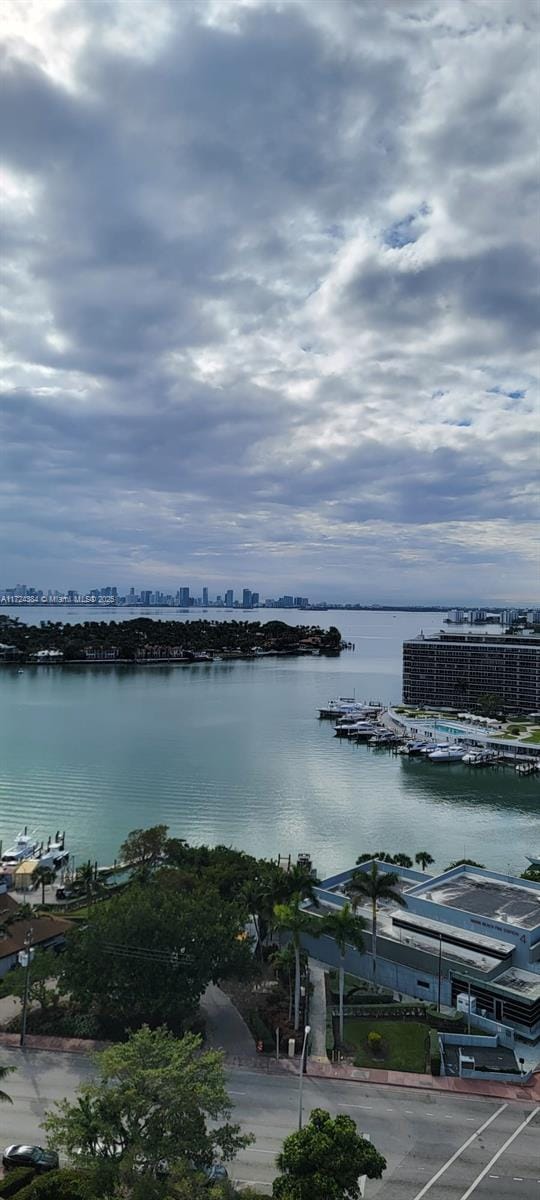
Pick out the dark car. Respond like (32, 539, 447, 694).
(2, 1145, 59, 1173)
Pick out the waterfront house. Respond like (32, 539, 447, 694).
(0, 643, 22, 661)
(84, 646, 119, 661)
(0, 893, 73, 977)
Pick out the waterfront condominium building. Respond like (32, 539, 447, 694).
(402, 631, 540, 714)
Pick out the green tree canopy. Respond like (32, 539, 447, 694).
(119, 826, 169, 869)
(59, 873, 253, 1034)
(272, 1107, 386, 1200)
(446, 859, 485, 870)
(0, 1059, 14, 1104)
(43, 1027, 252, 1185)
(4, 948, 60, 1013)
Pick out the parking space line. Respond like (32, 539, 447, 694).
(458, 1107, 539, 1200)
(410, 1103, 507, 1200)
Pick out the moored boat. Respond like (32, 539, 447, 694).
(1, 828, 40, 867)
(428, 745, 466, 763)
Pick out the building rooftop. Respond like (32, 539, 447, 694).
(417, 873, 540, 931)
(442, 1042, 520, 1077)
(490, 967, 540, 1002)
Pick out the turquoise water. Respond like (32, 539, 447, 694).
(0, 610, 537, 877)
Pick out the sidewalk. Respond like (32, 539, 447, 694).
(1, 1029, 538, 1104)
(200, 983, 255, 1057)
(308, 959, 328, 1060)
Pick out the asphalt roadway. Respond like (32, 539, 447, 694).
(0, 1050, 538, 1198)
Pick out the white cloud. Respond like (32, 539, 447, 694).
(0, 0, 538, 601)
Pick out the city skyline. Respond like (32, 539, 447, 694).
(1, 1, 538, 601)
(1, 580, 538, 614)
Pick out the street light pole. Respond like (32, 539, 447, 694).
(437, 934, 443, 1013)
(19, 927, 34, 1049)
(297, 1024, 311, 1131)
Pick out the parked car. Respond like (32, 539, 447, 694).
(2, 1144, 59, 1173)
(204, 1163, 229, 1185)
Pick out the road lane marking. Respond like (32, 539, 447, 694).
(458, 1107, 539, 1200)
(229, 1090, 248, 1095)
(410, 1103, 508, 1200)
(338, 1103, 373, 1109)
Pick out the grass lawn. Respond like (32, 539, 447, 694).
(344, 1019, 428, 1073)
(523, 731, 540, 743)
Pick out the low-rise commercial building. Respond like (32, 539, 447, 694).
(302, 862, 540, 1041)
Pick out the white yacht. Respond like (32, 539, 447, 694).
(428, 745, 466, 763)
(38, 831, 68, 871)
(1, 828, 40, 867)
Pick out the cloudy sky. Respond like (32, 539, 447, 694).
(1, 0, 538, 603)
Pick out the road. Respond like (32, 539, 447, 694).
(1, 1050, 538, 1197)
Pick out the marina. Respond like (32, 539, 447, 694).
(0, 610, 538, 877)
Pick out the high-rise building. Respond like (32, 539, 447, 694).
(202, 587, 208, 607)
(403, 631, 540, 714)
(178, 587, 190, 607)
(242, 589, 252, 608)
(225, 589, 234, 606)
(251, 592, 259, 607)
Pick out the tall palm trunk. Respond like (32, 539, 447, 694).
(372, 898, 377, 981)
(293, 940, 301, 1032)
(339, 957, 345, 1045)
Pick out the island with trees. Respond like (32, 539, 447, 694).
(0, 616, 342, 666)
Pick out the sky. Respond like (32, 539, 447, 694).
(1, 0, 539, 604)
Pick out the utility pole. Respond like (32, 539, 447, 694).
(467, 980, 472, 1035)
(19, 927, 34, 1049)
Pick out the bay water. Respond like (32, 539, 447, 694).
(0, 609, 537, 878)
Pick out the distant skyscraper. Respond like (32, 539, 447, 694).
(178, 587, 190, 607)
(202, 587, 208, 607)
(225, 589, 233, 606)
(242, 589, 252, 608)
(251, 592, 259, 607)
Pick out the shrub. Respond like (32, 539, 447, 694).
(0, 1170, 36, 1198)
(367, 1031, 382, 1052)
(247, 1010, 274, 1052)
(429, 1030, 441, 1076)
(15, 1170, 95, 1200)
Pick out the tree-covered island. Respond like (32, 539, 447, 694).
(0, 616, 341, 665)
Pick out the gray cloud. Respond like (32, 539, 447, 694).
(0, 0, 538, 602)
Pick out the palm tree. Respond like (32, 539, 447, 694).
(0, 1062, 14, 1104)
(347, 863, 407, 983)
(273, 899, 320, 1032)
(415, 851, 434, 872)
(37, 867, 56, 906)
(270, 944, 296, 1022)
(393, 853, 413, 869)
(319, 904, 365, 1045)
(280, 863, 320, 905)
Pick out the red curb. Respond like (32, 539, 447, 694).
(0, 1033, 109, 1053)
